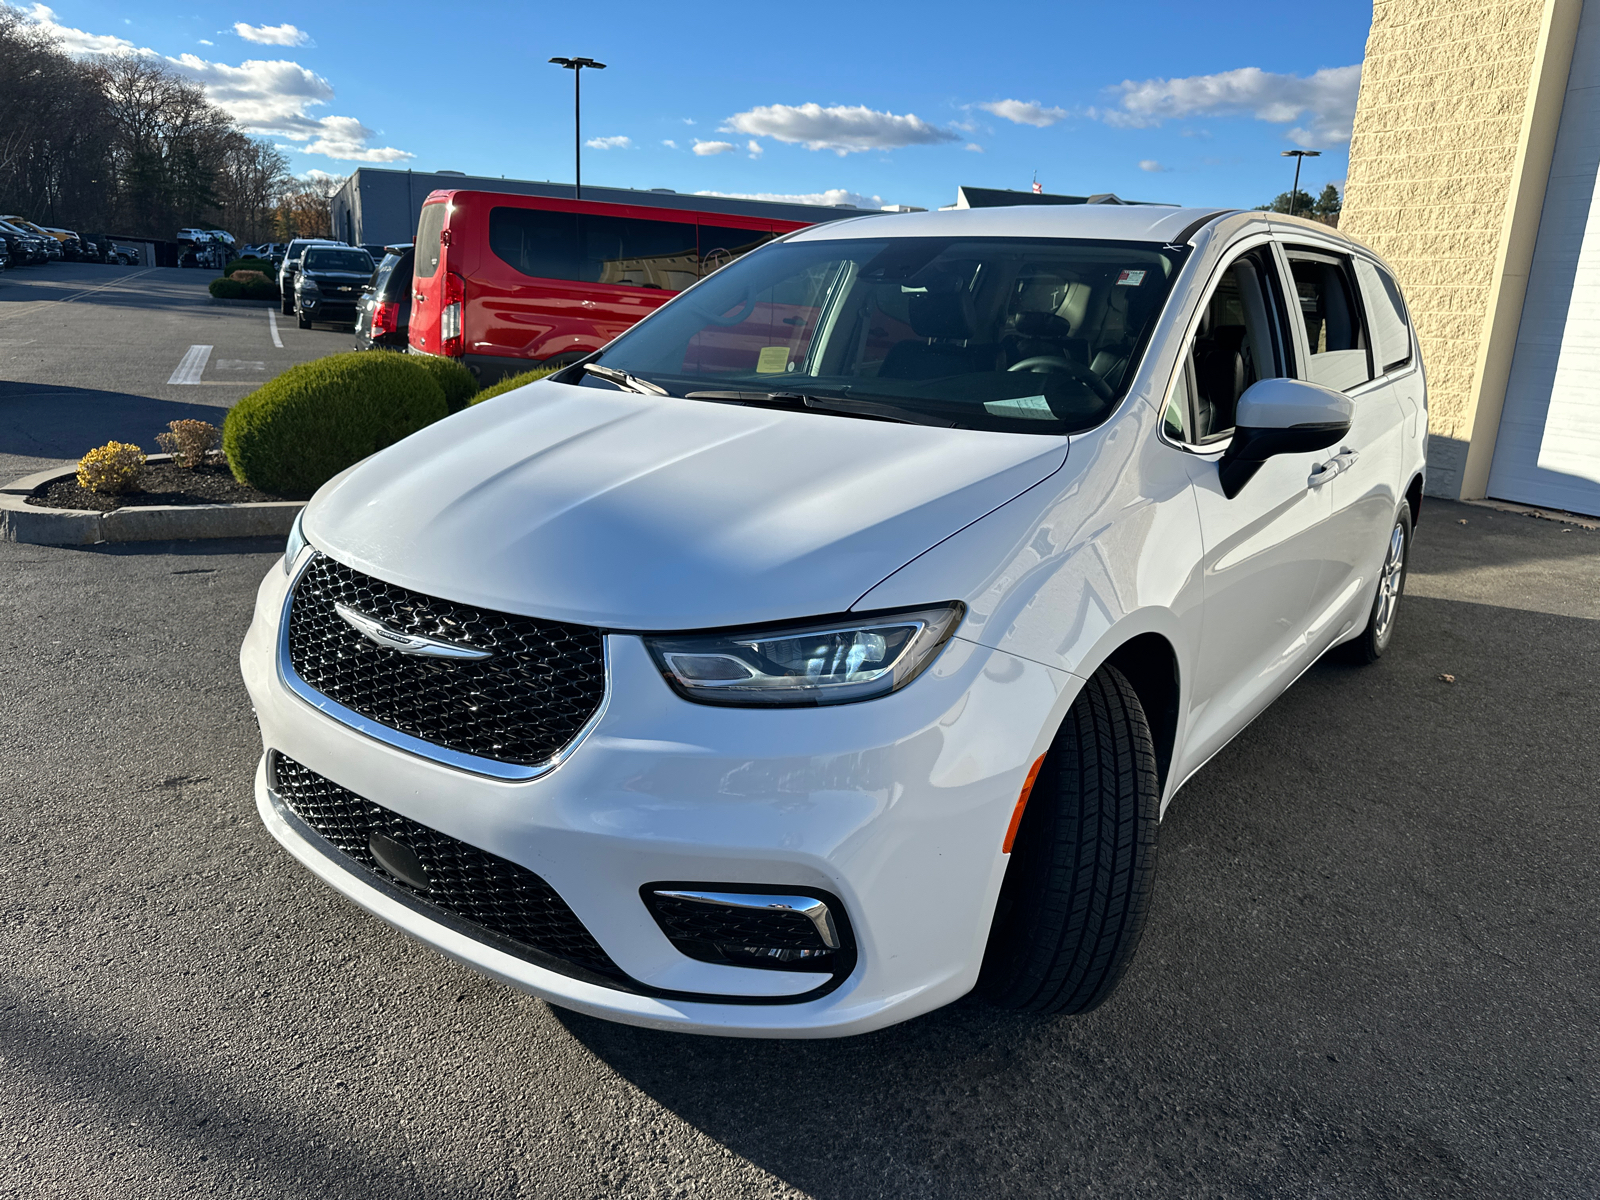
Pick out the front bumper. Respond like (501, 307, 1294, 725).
(240, 553, 1077, 1037)
(299, 296, 359, 320)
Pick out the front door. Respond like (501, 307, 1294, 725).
(1166, 243, 1340, 779)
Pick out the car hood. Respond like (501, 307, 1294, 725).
(304, 381, 1069, 629)
(302, 271, 369, 283)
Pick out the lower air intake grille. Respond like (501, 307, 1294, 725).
(270, 752, 626, 985)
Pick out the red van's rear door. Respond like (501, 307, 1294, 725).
(408, 198, 450, 354)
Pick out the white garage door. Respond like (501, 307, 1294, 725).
(1489, 4, 1600, 517)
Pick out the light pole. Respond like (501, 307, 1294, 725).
(1281, 149, 1321, 218)
(548, 56, 606, 201)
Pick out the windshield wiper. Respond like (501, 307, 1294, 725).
(584, 363, 668, 396)
(682, 390, 953, 427)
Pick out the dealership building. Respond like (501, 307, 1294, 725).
(1342, 0, 1599, 515)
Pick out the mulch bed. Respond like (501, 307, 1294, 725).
(27, 460, 296, 512)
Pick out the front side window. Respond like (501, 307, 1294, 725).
(1285, 248, 1372, 392)
(584, 235, 1187, 435)
(1169, 248, 1289, 445)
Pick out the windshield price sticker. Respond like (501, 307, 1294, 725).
(756, 346, 791, 374)
(1116, 269, 1147, 287)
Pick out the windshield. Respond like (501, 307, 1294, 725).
(303, 248, 373, 273)
(585, 235, 1185, 434)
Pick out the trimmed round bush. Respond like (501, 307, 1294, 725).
(404, 353, 479, 413)
(469, 366, 558, 405)
(208, 273, 280, 300)
(209, 276, 244, 299)
(223, 352, 449, 497)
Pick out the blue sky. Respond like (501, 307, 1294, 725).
(24, 2, 1372, 211)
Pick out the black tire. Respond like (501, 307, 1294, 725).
(296, 306, 311, 330)
(280, 292, 293, 316)
(978, 664, 1160, 1014)
(1339, 500, 1412, 665)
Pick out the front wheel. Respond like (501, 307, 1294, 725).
(280, 292, 293, 316)
(296, 306, 311, 329)
(978, 664, 1160, 1014)
(1340, 500, 1412, 664)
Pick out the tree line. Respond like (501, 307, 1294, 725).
(1257, 183, 1342, 223)
(0, 6, 342, 243)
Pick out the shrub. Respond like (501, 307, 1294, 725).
(209, 273, 279, 301)
(156, 418, 221, 468)
(223, 351, 448, 497)
(404, 353, 479, 413)
(77, 441, 146, 494)
(230, 269, 268, 285)
(223, 257, 273, 277)
(469, 366, 559, 405)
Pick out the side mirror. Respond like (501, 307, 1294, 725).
(1218, 377, 1353, 498)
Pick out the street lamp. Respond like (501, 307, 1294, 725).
(1281, 149, 1321, 218)
(549, 56, 606, 201)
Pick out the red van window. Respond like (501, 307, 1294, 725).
(415, 203, 447, 279)
(698, 225, 777, 274)
(489, 207, 701, 289)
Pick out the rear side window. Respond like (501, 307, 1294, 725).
(489, 207, 701, 289)
(376, 249, 413, 300)
(1353, 258, 1412, 373)
(414, 203, 447, 279)
(1284, 248, 1372, 392)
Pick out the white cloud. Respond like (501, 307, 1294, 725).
(979, 99, 1066, 128)
(198, 38, 213, 46)
(692, 140, 737, 156)
(682, 118, 696, 125)
(1100, 65, 1361, 147)
(662, 139, 678, 149)
(234, 22, 310, 47)
(1139, 159, 1169, 173)
(746, 139, 763, 159)
(723, 103, 958, 155)
(22, 8, 408, 163)
(586, 135, 631, 150)
(965, 143, 984, 153)
(697, 188, 887, 210)
(23, 5, 147, 55)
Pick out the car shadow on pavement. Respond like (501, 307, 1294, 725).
(554, 592, 1597, 1199)
(0, 380, 232, 466)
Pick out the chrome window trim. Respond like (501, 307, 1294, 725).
(275, 550, 611, 782)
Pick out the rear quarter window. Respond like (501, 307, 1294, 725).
(1353, 258, 1413, 373)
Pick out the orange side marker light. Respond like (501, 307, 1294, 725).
(1002, 755, 1047, 853)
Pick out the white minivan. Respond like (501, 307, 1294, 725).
(241, 205, 1426, 1038)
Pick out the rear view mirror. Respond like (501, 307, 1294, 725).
(1219, 377, 1353, 498)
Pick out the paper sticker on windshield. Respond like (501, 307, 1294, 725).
(756, 346, 791, 374)
(984, 395, 1056, 420)
(1116, 269, 1147, 287)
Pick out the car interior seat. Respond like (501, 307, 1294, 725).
(878, 275, 1002, 380)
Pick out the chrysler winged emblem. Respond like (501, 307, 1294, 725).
(334, 602, 495, 661)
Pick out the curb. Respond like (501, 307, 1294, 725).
(208, 295, 279, 307)
(1, 456, 303, 545)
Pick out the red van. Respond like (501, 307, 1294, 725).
(408, 190, 818, 380)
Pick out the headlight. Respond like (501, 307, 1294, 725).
(299, 276, 320, 295)
(645, 604, 963, 707)
(282, 508, 307, 576)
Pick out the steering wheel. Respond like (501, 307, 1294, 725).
(696, 288, 757, 326)
(1007, 355, 1114, 401)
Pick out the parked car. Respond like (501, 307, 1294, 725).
(39, 227, 83, 260)
(0, 219, 49, 265)
(110, 242, 139, 266)
(242, 205, 1427, 1038)
(294, 245, 375, 328)
(277, 238, 343, 315)
(359, 243, 390, 262)
(406, 189, 816, 382)
(3, 217, 62, 260)
(354, 244, 414, 350)
(0, 237, 9, 272)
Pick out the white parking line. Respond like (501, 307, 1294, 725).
(167, 344, 213, 385)
(267, 306, 283, 348)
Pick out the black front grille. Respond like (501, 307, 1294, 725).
(271, 753, 626, 984)
(286, 554, 605, 766)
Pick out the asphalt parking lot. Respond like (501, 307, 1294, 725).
(0, 261, 354, 482)
(2, 265, 1598, 1198)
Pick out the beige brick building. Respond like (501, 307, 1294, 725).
(1342, 0, 1600, 514)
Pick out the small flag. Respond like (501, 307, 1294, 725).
(1031, 173, 1042, 194)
